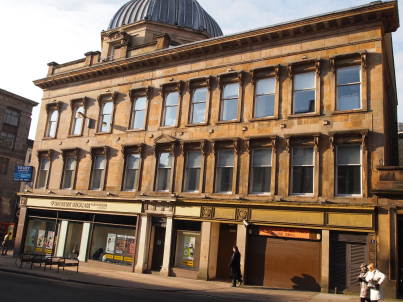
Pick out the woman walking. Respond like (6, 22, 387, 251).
(229, 246, 242, 287)
(365, 263, 386, 302)
(358, 263, 370, 302)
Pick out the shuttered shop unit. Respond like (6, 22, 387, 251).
(247, 235, 321, 291)
(330, 232, 368, 293)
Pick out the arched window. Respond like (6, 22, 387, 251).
(46, 109, 59, 138)
(71, 105, 85, 136)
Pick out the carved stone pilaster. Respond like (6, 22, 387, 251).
(236, 208, 249, 221)
(201, 206, 214, 219)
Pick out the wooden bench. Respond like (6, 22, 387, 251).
(57, 257, 79, 273)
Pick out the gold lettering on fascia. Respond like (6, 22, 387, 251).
(50, 200, 108, 210)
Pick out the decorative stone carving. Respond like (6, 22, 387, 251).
(201, 206, 214, 219)
(236, 208, 249, 221)
(143, 200, 173, 214)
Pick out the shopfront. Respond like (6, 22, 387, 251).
(246, 225, 321, 291)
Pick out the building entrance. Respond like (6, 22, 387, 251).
(150, 217, 167, 272)
(216, 224, 237, 280)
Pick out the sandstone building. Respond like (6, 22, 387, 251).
(0, 89, 37, 239)
(16, 0, 403, 298)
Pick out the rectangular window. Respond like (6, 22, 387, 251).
(293, 72, 316, 114)
(99, 102, 113, 133)
(0, 131, 15, 149)
(162, 92, 179, 127)
(220, 83, 239, 121)
(184, 151, 202, 192)
(156, 152, 173, 191)
(215, 150, 234, 193)
(61, 157, 77, 189)
(131, 97, 147, 129)
(46, 110, 59, 138)
(336, 66, 361, 111)
(250, 149, 272, 194)
(254, 78, 275, 118)
(336, 145, 361, 195)
(4, 108, 20, 126)
(190, 88, 208, 124)
(123, 154, 141, 191)
(71, 105, 85, 136)
(0, 157, 9, 174)
(37, 157, 50, 189)
(291, 147, 314, 194)
(90, 155, 106, 190)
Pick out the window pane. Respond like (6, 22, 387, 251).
(165, 92, 179, 106)
(293, 90, 315, 114)
(40, 158, 50, 170)
(72, 107, 84, 135)
(252, 149, 272, 166)
(48, 121, 57, 137)
(221, 99, 238, 121)
(292, 148, 314, 166)
(191, 103, 206, 124)
(124, 169, 138, 191)
(337, 84, 361, 111)
(158, 152, 173, 168)
(337, 145, 360, 165)
(164, 106, 178, 126)
(50, 110, 59, 122)
(255, 95, 275, 118)
(256, 78, 275, 95)
(337, 166, 361, 195)
(132, 110, 145, 129)
(102, 102, 113, 114)
(5, 109, 19, 126)
(91, 170, 103, 190)
(223, 83, 239, 99)
(337, 66, 360, 85)
(216, 167, 233, 193)
(127, 154, 140, 169)
(292, 166, 313, 194)
(94, 156, 106, 169)
(134, 97, 147, 110)
(65, 158, 76, 170)
(217, 150, 234, 167)
(62, 170, 73, 189)
(192, 88, 208, 103)
(186, 151, 201, 168)
(294, 72, 315, 90)
(156, 168, 171, 191)
(101, 114, 112, 132)
(184, 168, 200, 192)
(38, 171, 48, 188)
(251, 167, 271, 193)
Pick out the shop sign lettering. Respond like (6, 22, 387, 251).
(258, 227, 321, 240)
(50, 200, 108, 210)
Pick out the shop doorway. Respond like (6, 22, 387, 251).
(398, 215, 403, 298)
(150, 226, 165, 271)
(216, 224, 237, 280)
(64, 222, 83, 258)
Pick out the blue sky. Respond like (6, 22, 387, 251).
(0, 0, 401, 138)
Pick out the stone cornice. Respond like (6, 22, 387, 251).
(0, 88, 38, 106)
(33, 1, 398, 90)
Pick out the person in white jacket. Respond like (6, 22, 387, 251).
(365, 263, 386, 302)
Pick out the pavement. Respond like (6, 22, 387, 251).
(0, 254, 400, 302)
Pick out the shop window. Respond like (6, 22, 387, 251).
(183, 151, 202, 192)
(24, 219, 56, 255)
(293, 72, 316, 114)
(4, 108, 20, 127)
(215, 149, 234, 193)
(0, 157, 9, 174)
(336, 145, 361, 195)
(254, 78, 275, 118)
(123, 153, 141, 191)
(71, 105, 85, 136)
(189, 87, 208, 124)
(220, 83, 239, 121)
(336, 66, 361, 111)
(291, 147, 314, 195)
(61, 157, 77, 189)
(250, 149, 272, 194)
(162, 92, 179, 127)
(174, 230, 201, 270)
(64, 222, 83, 259)
(131, 96, 147, 130)
(90, 155, 106, 190)
(0, 131, 15, 150)
(36, 157, 50, 189)
(155, 152, 173, 191)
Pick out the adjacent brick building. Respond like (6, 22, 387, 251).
(15, 0, 403, 298)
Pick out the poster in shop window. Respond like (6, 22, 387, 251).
(36, 230, 46, 248)
(105, 233, 116, 254)
(26, 228, 37, 247)
(115, 235, 126, 255)
(45, 231, 55, 250)
(182, 235, 195, 267)
(126, 236, 135, 255)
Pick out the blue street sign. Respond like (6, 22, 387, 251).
(13, 166, 33, 182)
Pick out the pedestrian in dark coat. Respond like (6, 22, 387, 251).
(229, 246, 242, 287)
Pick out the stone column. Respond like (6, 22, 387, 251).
(56, 220, 69, 257)
(78, 222, 91, 262)
(236, 224, 247, 279)
(198, 221, 220, 280)
(321, 230, 330, 293)
(13, 205, 27, 256)
(208, 222, 220, 280)
(160, 217, 173, 277)
(135, 215, 152, 273)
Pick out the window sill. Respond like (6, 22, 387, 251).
(67, 134, 83, 138)
(159, 125, 178, 130)
(42, 137, 57, 140)
(250, 116, 278, 122)
(216, 119, 241, 125)
(95, 131, 112, 136)
(334, 194, 363, 198)
(185, 122, 208, 127)
(287, 113, 320, 119)
(332, 108, 367, 115)
(126, 128, 146, 133)
(248, 192, 272, 196)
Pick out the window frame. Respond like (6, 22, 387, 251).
(0, 157, 9, 175)
(96, 93, 117, 134)
(290, 146, 315, 196)
(122, 144, 144, 192)
(0, 130, 16, 150)
(69, 98, 88, 137)
(217, 72, 245, 124)
(183, 148, 203, 193)
(60, 148, 80, 190)
(160, 82, 184, 129)
(249, 147, 273, 195)
(89, 147, 109, 191)
(35, 150, 53, 190)
(44, 102, 62, 139)
(187, 79, 212, 126)
(4, 107, 20, 127)
(155, 150, 175, 192)
(128, 87, 152, 131)
(335, 144, 362, 197)
(336, 66, 362, 111)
